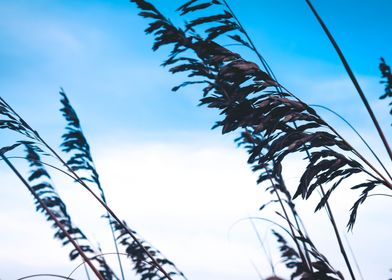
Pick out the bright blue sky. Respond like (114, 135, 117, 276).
(1, 0, 392, 279)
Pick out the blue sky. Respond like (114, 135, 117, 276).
(0, 0, 392, 279)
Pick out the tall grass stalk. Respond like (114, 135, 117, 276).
(219, 1, 315, 270)
(131, 0, 392, 277)
(0, 153, 105, 280)
(219, 1, 355, 277)
(305, 0, 392, 161)
(59, 91, 125, 280)
(0, 96, 175, 280)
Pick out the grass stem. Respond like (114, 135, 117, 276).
(305, 0, 392, 162)
(0, 154, 105, 280)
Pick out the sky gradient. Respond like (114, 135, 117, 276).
(0, 0, 391, 279)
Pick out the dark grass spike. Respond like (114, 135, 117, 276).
(0, 98, 39, 141)
(184, 1, 320, 270)
(348, 180, 381, 230)
(141, 0, 391, 231)
(112, 220, 188, 280)
(273, 229, 344, 280)
(131, 0, 392, 276)
(190, 0, 386, 220)
(176, 0, 250, 49)
(60, 89, 185, 280)
(59, 89, 176, 280)
(132, 0, 337, 273)
(237, 131, 313, 271)
(230, 214, 343, 277)
(177, 0, 218, 16)
(0, 97, 176, 280)
(305, 0, 392, 161)
(24, 144, 116, 279)
(32, 138, 176, 280)
(0, 151, 105, 280)
(221, 10, 365, 272)
(59, 90, 104, 197)
(219, 0, 391, 185)
(60, 90, 122, 273)
(379, 57, 392, 123)
(272, 230, 304, 279)
(274, 212, 345, 279)
(217, 5, 380, 276)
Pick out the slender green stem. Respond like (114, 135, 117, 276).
(305, 0, 392, 162)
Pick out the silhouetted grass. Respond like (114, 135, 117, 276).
(130, 0, 392, 279)
(1, 1, 391, 279)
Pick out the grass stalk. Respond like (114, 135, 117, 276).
(59, 90, 125, 280)
(37, 137, 175, 280)
(264, 170, 312, 271)
(221, 2, 359, 277)
(222, 2, 356, 275)
(0, 154, 104, 280)
(320, 186, 356, 280)
(305, 0, 392, 161)
(278, 85, 392, 188)
(221, 1, 314, 270)
(294, 121, 357, 280)
(0, 96, 175, 280)
(108, 217, 125, 280)
(343, 234, 365, 280)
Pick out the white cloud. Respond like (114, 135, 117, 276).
(1, 135, 389, 279)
